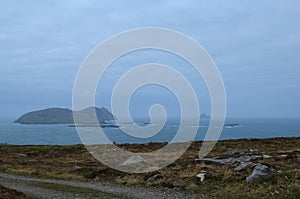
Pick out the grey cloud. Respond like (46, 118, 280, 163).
(0, 0, 300, 118)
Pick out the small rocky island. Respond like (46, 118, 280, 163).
(15, 106, 115, 124)
(200, 113, 210, 119)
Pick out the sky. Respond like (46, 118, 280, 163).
(0, 0, 300, 119)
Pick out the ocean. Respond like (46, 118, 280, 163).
(0, 118, 299, 145)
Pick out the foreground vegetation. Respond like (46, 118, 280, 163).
(0, 137, 299, 198)
(0, 185, 26, 199)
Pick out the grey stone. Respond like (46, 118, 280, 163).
(234, 162, 256, 171)
(236, 156, 251, 162)
(246, 164, 274, 183)
(195, 157, 236, 164)
(224, 149, 247, 155)
(247, 155, 263, 161)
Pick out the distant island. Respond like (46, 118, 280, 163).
(15, 107, 115, 124)
(200, 113, 210, 119)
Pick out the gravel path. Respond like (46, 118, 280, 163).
(0, 180, 86, 199)
(0, 173, 206, 199)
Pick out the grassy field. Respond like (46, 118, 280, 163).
(0, 137, 299, 198)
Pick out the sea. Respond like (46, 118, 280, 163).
(0, 118, 299, 145)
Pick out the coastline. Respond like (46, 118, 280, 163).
(1, 135, 299, 146)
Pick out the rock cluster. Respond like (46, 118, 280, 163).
(196, 148, 275, 182)
(234, 162, 256, 171)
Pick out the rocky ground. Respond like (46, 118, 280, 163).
(0, 137, 299, 198)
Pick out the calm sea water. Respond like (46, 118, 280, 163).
(0, 118, 299, 145)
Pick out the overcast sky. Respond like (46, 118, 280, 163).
(0, 0, 300, 119)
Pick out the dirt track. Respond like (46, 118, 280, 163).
(0, 172, 205, 199)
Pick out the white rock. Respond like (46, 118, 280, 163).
(263, 154, 272, 159)
(120, 155, 147, 166)
(196, 171, 206, 182)
(280, 154, 288, 157)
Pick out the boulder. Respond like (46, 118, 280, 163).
(246, 164, 274, 183)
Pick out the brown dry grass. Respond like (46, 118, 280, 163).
(0, 185, 27, 199)
(0, 137, 299, 198)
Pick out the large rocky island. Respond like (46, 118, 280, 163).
(15, 107, 115, 124)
